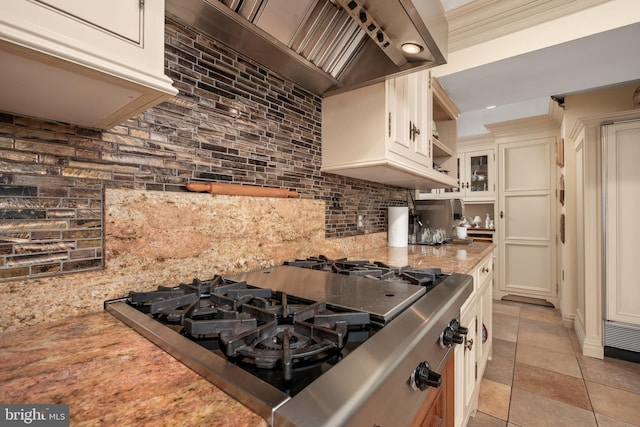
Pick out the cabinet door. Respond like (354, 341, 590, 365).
(480, 278, 493, 364)
(387, 74, 411, 151)
(386, 71, 431, 171)
(410, 355, 454, 427)
(36, 0, 142, 43)
(477, 256, 494, 379)
(460, 149, 495, 199)
(604, 120, 640, 326)
(455, 301, 477, 427)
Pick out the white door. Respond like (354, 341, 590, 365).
(604, 120, 640, 325)
(498, 137, 557, 306)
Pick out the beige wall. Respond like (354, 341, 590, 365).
(561, 81, 640, 323)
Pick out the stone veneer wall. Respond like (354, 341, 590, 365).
(0, 17, 406, 331)
(0, 16, 407, 285)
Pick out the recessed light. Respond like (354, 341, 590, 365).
(401, 43, 423, 54)
(485, 105, 497, 110)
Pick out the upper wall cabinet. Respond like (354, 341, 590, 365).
(457, 146, 495, 200)
(0, 0, 178, 129)
(322, 70, 457, 190)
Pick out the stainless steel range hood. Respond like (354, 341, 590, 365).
(166, 0, 447, 96)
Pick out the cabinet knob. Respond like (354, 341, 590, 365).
(464, 338, 474, 351)
(482, 267, 490, 273)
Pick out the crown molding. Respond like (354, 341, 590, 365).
(445, 0, 609, 51)
(457, 133, 494, 148)
(486, 111, 560, 139)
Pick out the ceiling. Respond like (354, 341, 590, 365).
(431, 0, 640, 137)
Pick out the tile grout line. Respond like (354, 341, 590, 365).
(505, 304, 521, 426)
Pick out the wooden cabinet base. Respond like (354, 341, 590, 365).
(410, 354, 454, 427)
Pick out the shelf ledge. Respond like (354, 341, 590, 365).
(433, 137, 455, 158)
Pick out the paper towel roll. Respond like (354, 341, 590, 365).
(388, 206, 409, 247)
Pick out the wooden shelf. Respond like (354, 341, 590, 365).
(433, 137, 455, 158)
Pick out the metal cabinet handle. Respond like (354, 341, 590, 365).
(482, 267, 490, 273)
(500, 210, 504, 218)
(409, 122, 421, 141)
(465, 338, 474, 351)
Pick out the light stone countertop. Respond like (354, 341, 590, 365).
(0, 242, 494, 426)
(351, 241, 495, 275)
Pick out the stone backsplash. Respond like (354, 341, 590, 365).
(0, 188, 388, 332)
(0, 16, 407, 285)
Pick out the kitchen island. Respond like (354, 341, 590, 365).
(0, 242, 494, 426)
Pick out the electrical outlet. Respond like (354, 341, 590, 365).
(357, 214, 364, 230)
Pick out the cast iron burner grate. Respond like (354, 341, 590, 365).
(128, 276, 371, 382)
(284, 255, 449, 291)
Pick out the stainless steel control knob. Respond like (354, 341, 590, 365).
(440, 326, 464, 347)
(411, 361, 442, 391)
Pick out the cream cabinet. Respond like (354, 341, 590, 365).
(455, 299, 477, 427)
(455, 251, 494, 427)
(387, 71, 431, 163)
(0, 0, 177, 129)
(477, 255, 494, 379)
(457, 149, 495, 200)
(322, 70, 457, 190)
(571, 110, 640, 360)
(418, 148, 494, 200)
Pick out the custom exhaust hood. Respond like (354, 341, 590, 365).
(166, 0, 448, 95)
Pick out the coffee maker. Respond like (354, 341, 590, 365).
(410, 199, 464, 243)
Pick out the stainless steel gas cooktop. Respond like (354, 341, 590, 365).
(105, 256, 472, 426)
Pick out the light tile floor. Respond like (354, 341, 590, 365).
(467, 300, 640, 427)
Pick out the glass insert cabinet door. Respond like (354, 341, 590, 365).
(458, 150, 494, 197)
(469, 154, 489, 192)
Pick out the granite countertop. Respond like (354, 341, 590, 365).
(0, 313, 268, 427)
(351, 241, 495, 275)
(0, 242, 494, 426)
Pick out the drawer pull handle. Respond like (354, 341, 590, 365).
(482, 267, 490, 273)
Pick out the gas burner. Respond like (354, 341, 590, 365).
(127, 276, 371, 382)
(284, 256, 450, 291)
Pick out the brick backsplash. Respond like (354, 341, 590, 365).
(0, 17, 407, 281)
